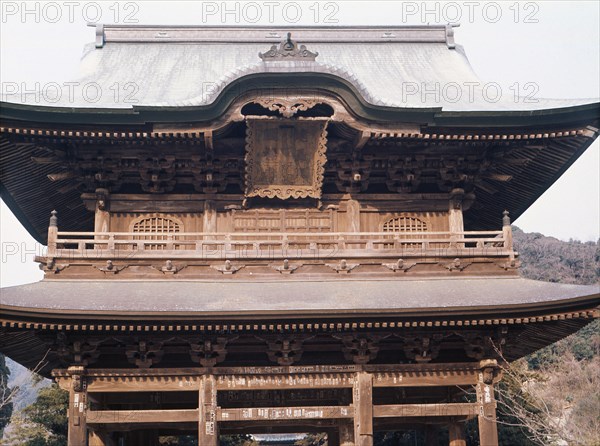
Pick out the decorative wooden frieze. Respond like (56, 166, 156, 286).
(54, 333, 101, 367)
(189, 337, 230, 367)
(402, 335, 443, 363)
(252, 97, 322, 118)
(335, 334, 384, 364)
(94, 260, 127, 274)
(326, 259, 359, 274)
(382, 259, 417, 272)
(260, 335, 313, 366)
(211, 260, 244, 274)
(440, 258, 471, 272)
(270, 259, 301, 274)
(258, 32, 318, 61)
(460, 334, 495, 360)
(152, 260, 187, 275)
(336, 156, 372, 193)
(496, 258, 520, 270)
(125, 340, 166, 368)
(244, 117, 328, 199)
(40, 259, 68, 274)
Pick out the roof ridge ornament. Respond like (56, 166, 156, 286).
(259, 32, 319, 61)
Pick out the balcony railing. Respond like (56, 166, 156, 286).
(44, 213, 515, 264)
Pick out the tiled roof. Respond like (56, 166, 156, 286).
(2, 25, 597, 111)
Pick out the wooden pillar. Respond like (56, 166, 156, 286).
(68, 366, 87, 446)
(449, 189, 464, 234)
(203, 200, 217, 233)
(477, 362, 499, 446)
(502, 210, 514, 254)
(47, 210, 58, 257)
(449, 421, 466, 446)
(94, 189, 110, 233)
(89, 430, 115, 446)
(346, 199, 360, 232)
(340, 422, 355, 446)
(353, 372, 373, 446)
(88, 431, 103, 446)
(199, 374, 218, 446)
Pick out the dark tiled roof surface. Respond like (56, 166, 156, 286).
(1, 276, 598, 317)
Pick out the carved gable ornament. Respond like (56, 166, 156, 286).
(259, 32, 319, 61)
(245, 117, 328, 199)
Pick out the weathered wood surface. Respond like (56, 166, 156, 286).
(62, 362, 480, 377)
(218, 405, 353, 422)
(67, 368, 87, 446)
(373, 403, 478, 418)
(477, 381, 499, 446)
(87, 409, 198, 424)
(82, 368, 479, 392)
(199, 375, 218, 446)
(449, 421, 467, 446)
(354, 372, 373, 446)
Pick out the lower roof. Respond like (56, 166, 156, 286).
(1, 276, 598, 320)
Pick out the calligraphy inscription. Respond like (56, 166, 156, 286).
(245, 117, 328, 199)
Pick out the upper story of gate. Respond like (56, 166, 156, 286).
(1, 25, 599, 280)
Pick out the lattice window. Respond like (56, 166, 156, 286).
(130, 215, 183, 250)
(132, 216, 182, 234)
(382, 216, 427, 233)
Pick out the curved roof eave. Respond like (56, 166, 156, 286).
(0, 277, 598, 321)
(1, 71, 599, 127)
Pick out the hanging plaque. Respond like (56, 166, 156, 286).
(244, 117, 328, 199)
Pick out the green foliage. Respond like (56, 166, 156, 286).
(2, 384, 68, 446)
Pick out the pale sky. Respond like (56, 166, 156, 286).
(1, 1, 599, 287)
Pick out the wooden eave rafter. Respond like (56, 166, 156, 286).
(0, 304, 597, 334)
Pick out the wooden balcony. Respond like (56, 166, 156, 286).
(46, 231, 515, 262)
(37, 211, 517, 277)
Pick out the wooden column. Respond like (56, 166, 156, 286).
(47, 210, 58, 257)
(199, 374, 218, 446)
(449, 421, 466, 446)
(88, 431, 104, 446)
(449, 189, 464, 234)
(353, 372, 373, 446)
(88, 430, 114, 446)
(502, 210, 514, 254)
(203, 200, 217, 233)
(346, 199, 360, 232)
(68, 366, 87, 446)
(340, 422, 355, 446)
(94, 189, 110, 233)
(477, 364, 499, 446)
